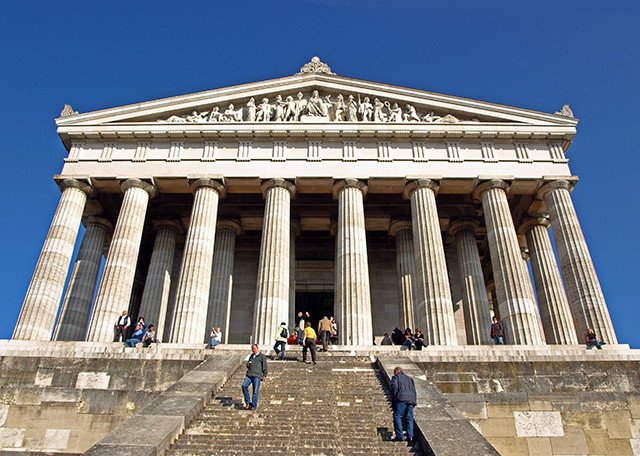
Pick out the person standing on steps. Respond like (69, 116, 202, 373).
(490, 316, 505, 345)
(390, 367, 417, 443)
(273, 322, 288, 360)
(113, 310, 131, 342)
(302, 321, 318, 364)
(317, 315, 333, 352)
(241, 344, 268, 410)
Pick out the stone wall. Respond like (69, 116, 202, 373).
(415, 359, 640, 455)
(0, 346, 204, 454)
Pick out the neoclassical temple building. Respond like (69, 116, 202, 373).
(12, 57, 616, 347)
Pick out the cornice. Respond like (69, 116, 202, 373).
(57, 122, 576, 149)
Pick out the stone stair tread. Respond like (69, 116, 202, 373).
(166, 357, 425, 455)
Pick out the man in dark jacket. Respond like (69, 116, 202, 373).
(241, 344, 268, 410)
(390, 367, 417, 442)
(491, 316, 505, 345)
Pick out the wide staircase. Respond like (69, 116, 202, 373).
(166, 354, 427, 455)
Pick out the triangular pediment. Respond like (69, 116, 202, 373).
(56, 58, 577, 129)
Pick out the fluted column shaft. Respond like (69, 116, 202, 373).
(13, 179, 93, 340)
(207, 220, 241, 344)
(253, 179, 295, 347)
(138, 220, 181, 342)
(86, 179, 155, 342)
(334, 179, 373, 346)
(476, 180, 544, 344)
(289, 222, 300, 331)
(450, 221, 492, 345)
(389, 221, 416, 331)
(541, 180, 617, 343)
(520, 218, 578, 344)
(54, 217, 111, 341)
(170, 179, 225, 344)
(405, 179, 457, 345)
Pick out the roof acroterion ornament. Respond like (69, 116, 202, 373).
(60, 104, 78, 117)
(554, 104, 574, 118)
(297, 56, 335, 76)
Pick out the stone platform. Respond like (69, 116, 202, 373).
(1, 341, 639, 455)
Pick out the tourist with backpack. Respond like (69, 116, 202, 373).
(273, 322, 288, 360)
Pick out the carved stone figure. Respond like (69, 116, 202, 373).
(284, 96, 296, 121)
(358, 96, 373, 121)
(208, 107, 223, 122)
(246, 98, 256, 122)
(333, 94, 346, 122)
(294, 92, 307, 121)
(256, 98, 272, 122)
(346, 95, 358, 122)
(439, 114, 460, 123)
(274, 95, 285, 121)
(555, 104, 574, 118)
(404, 104, 420, 122)
(388, 103, 403, 122)
(422, 111, 442, 123)
(374, 98, 387, 122)
(166, 114, 186, 122)
(306, 90, 329, 117)
(186, 110, 207, 123)
(223, 104, 242, 122)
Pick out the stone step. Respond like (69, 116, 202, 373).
(166, 359, 426, 456)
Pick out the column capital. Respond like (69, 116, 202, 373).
(448, 220, 479, 237)
(189, 178, 226, 197)
(58, 178, 95, 197)
(153, 219, 184, 235)
(473, 178, 509, 201)
(517, 216, 550, 235)
(388, 220, 413, 237)
(120, 179, 156, 198)
(216, 219, 242, 236)
(403, 178, 439, 199)
(537, 179, 575, 199)
(83, 216, 113, 232)
(332, 178, 367, 199)
(261, 178, 296, 198)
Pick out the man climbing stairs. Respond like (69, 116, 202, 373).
(167, 355, 426, 455)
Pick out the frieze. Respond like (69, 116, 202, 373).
(158, 90, 468, 124)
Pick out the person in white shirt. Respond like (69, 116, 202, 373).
(208, 327, 223, 349)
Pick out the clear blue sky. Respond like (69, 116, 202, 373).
(1, 2, 638, 346)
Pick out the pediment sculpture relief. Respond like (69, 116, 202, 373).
(159, 90, 468, 124)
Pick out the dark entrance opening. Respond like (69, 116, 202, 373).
(295, 292, 333, 329)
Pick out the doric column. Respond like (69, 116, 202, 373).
(289, 221, 300, 330)
(404, 179, 457, 345)
(334, 179, 373, 346)
(389, 221, 416, 331)
(207, 220, 242, 344)
(54, 216, 112, 341)
(13, 179, 94, 341)
(539, 180, 617, 343)
(449, 221, 492, 345)
(163, 240, 184, 342)
(486, 280, 498, 318)
(86, 179, 155, 342)
(137, 220, 182, 342)
(170, 179, 225, 344)
(519, 217, 578, 344)
(252, 179, 296, 347)
(474, 179, 544, 344)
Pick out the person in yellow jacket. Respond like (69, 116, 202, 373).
(302, 321, 318, 364)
